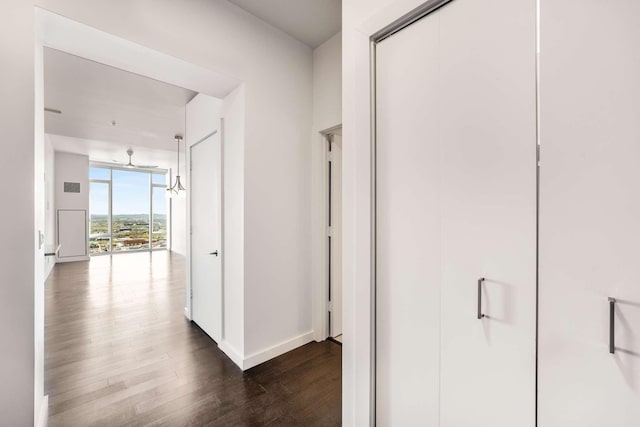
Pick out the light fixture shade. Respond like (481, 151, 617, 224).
(173, 188, 187, 199)
(167, 175, 187, 198)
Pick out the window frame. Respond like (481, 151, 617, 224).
(89, 164, 169, 255)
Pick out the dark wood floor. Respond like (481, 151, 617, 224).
(45, 251, 341, 426)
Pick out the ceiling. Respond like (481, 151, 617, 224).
(44, 48, 197, 166)
(48, 134, 178, 170)
(228, 0, 341, 48)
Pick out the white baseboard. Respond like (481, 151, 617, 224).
(36, 395, 48, 427)
(56, 255, 90, 263)
(243, 331, 314, 370)
(218, 332, 314, 371)
(183, 307, 191, 320)
(217, 332, 314, 371)
(218, 340, 244, 369)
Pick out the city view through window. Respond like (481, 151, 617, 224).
(90, 166, 168, 254)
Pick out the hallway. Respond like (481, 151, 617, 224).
(45, 252, 341, 426)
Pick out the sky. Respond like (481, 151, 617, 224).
(90, 167, 166, 216)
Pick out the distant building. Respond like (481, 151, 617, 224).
(123, 238, 148, 246)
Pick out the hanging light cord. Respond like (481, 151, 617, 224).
(176, 137, 180, 178)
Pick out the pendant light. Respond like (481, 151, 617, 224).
(167, 134, 186, 198)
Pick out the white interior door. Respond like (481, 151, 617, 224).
(329, 134, 342, 338)
(376, 10, 442, 425)
(190, 132, 222, 342)
(538, 1, 640, 425)
(438, 0, 537, 426)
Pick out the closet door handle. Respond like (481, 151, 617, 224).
(477, 278, 485, 319)
(609, 297, 616, 354)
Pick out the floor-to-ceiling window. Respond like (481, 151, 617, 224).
(89, 165, 168, 254)
(151, 173, 168, 249)
(89, 167, 112, 253)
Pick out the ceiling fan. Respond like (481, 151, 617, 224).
(112, 148, 158, 169)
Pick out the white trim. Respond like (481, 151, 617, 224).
(183, 306, 191, 320)
(218, 340, 244, 369)
(185, 135, 192, 322)
(243, 331, 315, 371)
(36, 395, 48, 427)
(312, 125, 342, 343)
(219, 331, 315, 371)
(311, 131, 330, 342)
(219, 118, 227, 343)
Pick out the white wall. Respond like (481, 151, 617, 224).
(220, 86, 246, 362)
(186, 94, 222, 144)
(54, 151, 90, 262)
(342, 0, 430, 425)
(34, 30, 46, 427)
(55, 151, 89, 211)
(0, 3, 37, 423)
(44, 135, 56, 278)
(311, 33, 343, 341)
(1, 1, 313, 422)
(313, 32, 342, 132)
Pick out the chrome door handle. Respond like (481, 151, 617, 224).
(209, 251, 219, 256)
(609, 297, 616, 354)
(477, 278, 485, 319)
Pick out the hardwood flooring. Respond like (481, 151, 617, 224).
(45, 251, 341, 426)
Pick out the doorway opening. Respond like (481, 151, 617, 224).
(36, 13, 247, 424)
(42, 45, 229, 331)
(325, 127, 343, 344)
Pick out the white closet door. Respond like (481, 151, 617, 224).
(376, 10, 441, 426)
(538, 1, 640, 425)
(438, 0, 537, 426)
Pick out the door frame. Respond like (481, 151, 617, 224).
(327, 131, 344, 341)
(34, 10, 246, 418)
(187, 127, 223, 342)
(313, 124, 342, 343)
